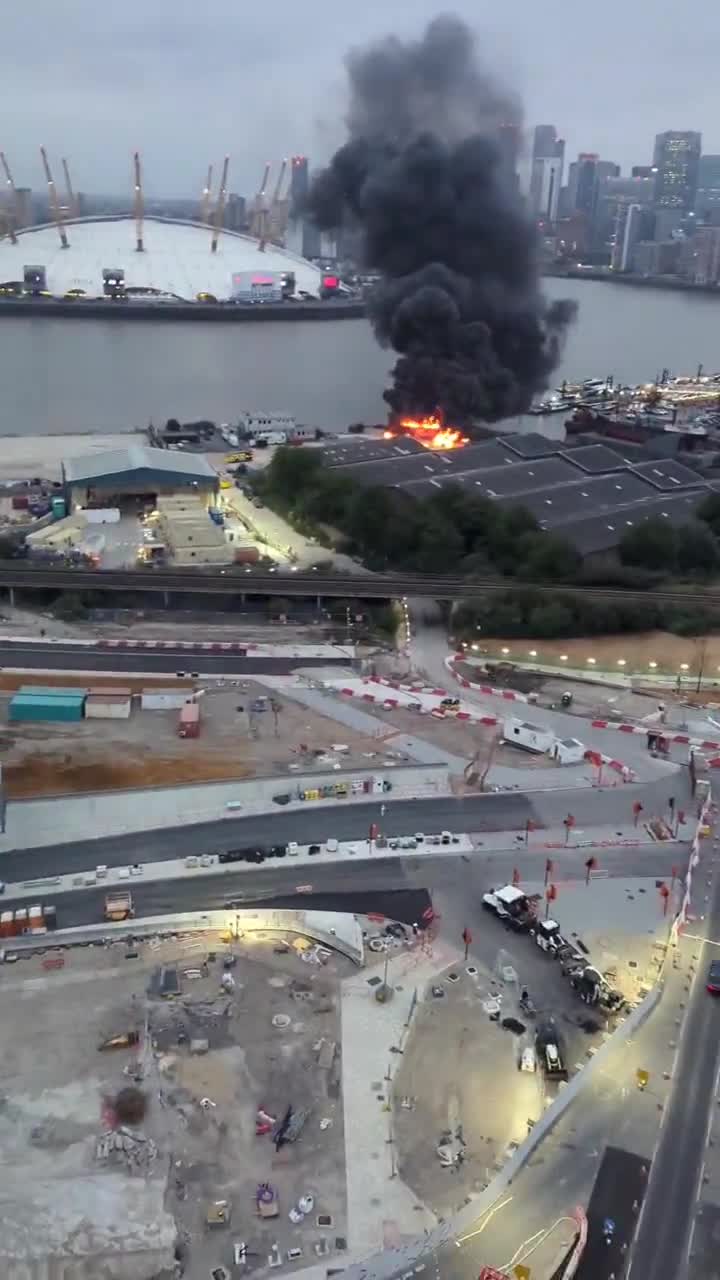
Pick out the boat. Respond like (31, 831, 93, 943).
(565, 406, 720, 455)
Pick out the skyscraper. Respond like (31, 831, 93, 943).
(696, 155, 720, 216)
(530, 125, 564, 220)
(290, 155, 309, 214)
(530, 157, 563, 222)
(532, 125, 559, 161)
(653, 131, 701, 210)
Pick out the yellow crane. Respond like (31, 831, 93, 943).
(61, 157, 77, 217)
(133, 151, 144, 252)
(0, 152, 18, 244)
(210, 155, 230, 253)
(260, 158, 288, 251)
(40, 147, 69, 249)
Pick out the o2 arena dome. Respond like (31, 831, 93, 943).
(0, 214, 324, 302)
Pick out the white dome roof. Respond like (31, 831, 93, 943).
(0, 215, 323, 300)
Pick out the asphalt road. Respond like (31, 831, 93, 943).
(0, 641, 351, 675)
(3, 785, 682, 882)
(627, 851, 720, 1278)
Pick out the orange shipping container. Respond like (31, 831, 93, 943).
(14, 908, 28, 934)
(178, 701, 200, 738)
(0, 910, 14, 938)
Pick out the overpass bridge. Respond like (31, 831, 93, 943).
(0, 560, 716, 608)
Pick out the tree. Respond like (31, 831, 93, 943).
(521, 534, 582, 582)
(619, 518, 677, 572)
(697, 492, 720, 538)
(527, 602, 576, 638)
(410, 514, 464, 573)
(264, 446, 323, 505)
(675, 522, 720, 576)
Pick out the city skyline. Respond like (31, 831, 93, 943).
(3, 0, 720, 196)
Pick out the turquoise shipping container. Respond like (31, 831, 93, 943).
(51, 496, 67, 519)
(19, 686, 87, 697)
(9, 694, 85, 723)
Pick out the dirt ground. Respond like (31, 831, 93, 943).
(473, 630, 720, 680)
(0, 932, 349, 1280)
(0, 681, 392, 798)
(344, 696, 556, 771)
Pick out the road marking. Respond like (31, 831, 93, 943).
(454, 1196, 513, 1247)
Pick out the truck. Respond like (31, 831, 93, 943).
(104, 891, 133, 922)
(535, 1020, 568, 1081)
(531, 919, 567, 954)
(482, 884, 533, 931)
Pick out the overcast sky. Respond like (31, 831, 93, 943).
(4, 0, 720, 198)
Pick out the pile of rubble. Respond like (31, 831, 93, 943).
(96, 1125, 158, 1173)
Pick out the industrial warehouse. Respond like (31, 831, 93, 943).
(321, 431, 717, 558)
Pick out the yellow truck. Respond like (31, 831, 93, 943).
(104, 891, 134, 922)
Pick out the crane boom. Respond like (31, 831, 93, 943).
(40, 147, 69, 249)
(0, 151, 18, 244)
(200, 164, 213, 225)
(133, 151, 144, 252)
(210, 155, 230, 253)
(61, 158, 76, 217)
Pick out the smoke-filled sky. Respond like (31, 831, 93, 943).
(3, 0, 720, 197)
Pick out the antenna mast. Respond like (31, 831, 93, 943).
(0, 152, 18, 244)
(40, 147, 69, 248)
(210, 155, 229, 253)
(200, 164, 213, 225)
(133, 151, 144, 252)
(265, 157, 288, 248)
(61, 157, 77, 217)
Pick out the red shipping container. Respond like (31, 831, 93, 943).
(178, 701, 200, 738)
(12, 494, 29, 510)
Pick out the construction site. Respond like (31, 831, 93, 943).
(0, 675, 406, 798)
(0, 929, 349, 1279)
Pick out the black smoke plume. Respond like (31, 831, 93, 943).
(306, 15, 577, 426)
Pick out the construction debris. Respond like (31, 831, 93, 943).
(95, 1126, 158, 1172)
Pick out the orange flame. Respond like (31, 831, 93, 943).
(397, 415, 468, 450)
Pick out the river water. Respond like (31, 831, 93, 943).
(1, 277, 719, 437)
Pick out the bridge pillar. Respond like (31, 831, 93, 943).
(7, 586, 13, 607)
(163, 591, 169, 608)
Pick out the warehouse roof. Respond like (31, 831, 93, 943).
(555, 491, 706, 555)
(64, 444, 217, 485)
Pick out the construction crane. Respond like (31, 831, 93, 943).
(250, 162, 272, 242)
(199, 164, 213, 226)
(61, 158, 77, 218)
(210, 155, 230, 254)
(133, 151, 144, 252)
(0, 152, 18, 244)
(40, 147, 69, 249)
(260, 159, 287, 251)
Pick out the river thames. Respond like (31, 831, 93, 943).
(1, 276, 719, 436)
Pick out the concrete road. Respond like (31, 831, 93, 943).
(1, 779, 685, 881)
(0, 641, 352, 675)
(626, 849, 720, 1279)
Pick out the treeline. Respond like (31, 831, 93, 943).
(256, 447, 720, 586)
(255, 448, 583, 577)
(454, 588, 720, 642)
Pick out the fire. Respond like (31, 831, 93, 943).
(396, 415, 468, 450)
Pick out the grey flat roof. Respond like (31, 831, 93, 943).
(496, 471, 667, 526)
(401, 456, 583, 501)
(500, 431, 560, 459)
(330, 439, 525, 488)
(320, 436, 425, 468)
(630, 459, 705, 490)
(559, 443, 629, 473)
(560, 491, 706, 555)
(64, 444, 217, 484)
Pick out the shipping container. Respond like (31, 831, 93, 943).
(11, 494, 29, 510)
(105, 891, 133, 921)
(9, 693, 85, 723)
(43, 905, 57, 930)
(51, 496, 67, 519)
(88, 687, 132, 698)
(178, 701, 200, 738)
(0, 911, 14, 938)
(19, 686, 87, 698)
(14, 908, 28, 934)
(85, 694, 132, 720)
(234, 545, 260, 564)
(141, 689, 194, 711)
(29, 905, 47, 934)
